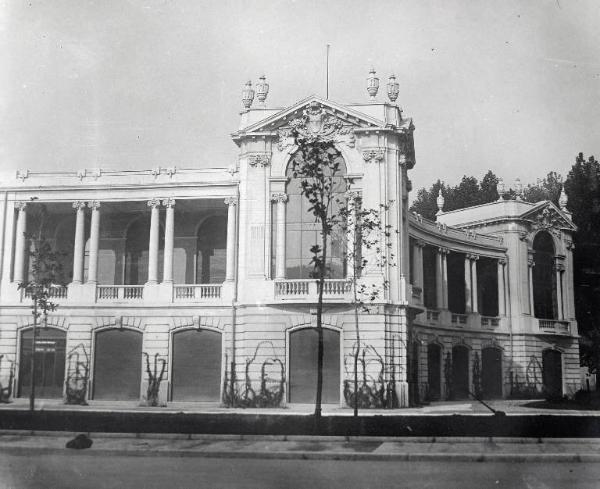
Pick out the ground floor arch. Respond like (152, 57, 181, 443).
(451, 345, 469, 400)
(171, 328, 222, 401)
(481, 347, 503, 399)
(542, 349, 562, 398)
(427, 343, 442, 401)
(288, 327, 340, 404)
(18, 327, 66, 399)
(93, 328, 142, 400)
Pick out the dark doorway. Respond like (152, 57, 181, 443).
(481, 347, 503, 399)
(93, 329, 142, 400)
(451, 345, 469, 400)
(289, 328, 340, 404)
(171, 329, 222, 401)
(542, 349, 562, 398)
(427, 343, 442, 401)
(18, 328, 66, 399)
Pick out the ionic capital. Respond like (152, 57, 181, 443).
(72, 201, 86, 211)
(147, 198, 160, 209)
(162, 198, 176, 208)
(271, 193, 288, 204)
(14, 201, 27, 212)
(362, 148, 385, 163)
(224, 197, 238, 207)
(498, 257, 507, 266)
(88, 200, 101, 210)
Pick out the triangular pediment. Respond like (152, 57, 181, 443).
(240, 95, 388, 135)
(520, 201, 576, 232)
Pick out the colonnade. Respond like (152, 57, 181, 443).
(9, 198, 238, 286)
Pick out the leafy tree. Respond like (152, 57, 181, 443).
(290, 132, 342, 426)
(17, 205, 65, 411)
(564, 154, 600, 377)
(523, 171, 563, 205)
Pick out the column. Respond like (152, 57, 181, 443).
(441, 250, 448, 309)
(162, 198, 175, 283)
(412, 241, 424, 291)
(528, 256, 535, 315)
(271, 193, 287, 280)
(464, 255, 472, 313)
(555, 263, 564, 320)
(435, 248, 444, 309)
(13, 202, 28, 283)
(224, 197, 237, 282)
(147, 198, 160, 284)
(471, 255, 479, 313)
(87, 201, 101, 283)
(497, 258, 506, 316)
(71, 201, 86, 284)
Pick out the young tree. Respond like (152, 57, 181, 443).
(17, 204, 65, 411)
(290, 132, 342, 425)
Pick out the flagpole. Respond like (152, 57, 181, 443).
(326, 44, 330, 100)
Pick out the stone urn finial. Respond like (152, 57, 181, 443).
(436, 189, 445, 217)
(514, 178, 523, 200)
(256, 75, 269, 105)
(559, 186, 568, 210)
(497, 178, 506, 201)
(367, 68, 379, 100)
(387, 74, 399, 102)
(242, 80, 255, 109)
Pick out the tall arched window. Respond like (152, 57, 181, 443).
(532, 232, 557, 319)
(284, 153, 347, 279)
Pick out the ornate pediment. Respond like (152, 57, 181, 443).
(521, 202, 576, 237)
(276, 101, 356, 150)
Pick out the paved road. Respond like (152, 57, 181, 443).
(1, 453, 599, 489)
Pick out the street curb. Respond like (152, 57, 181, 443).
(1, 446, 599, 463)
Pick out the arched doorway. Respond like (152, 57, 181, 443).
(289, 328, 340, 404)
(93, 329, 142, 400)
(542, 349, 562, 398)
(427, 343, 442, 401)
(18, 327, 66, 399)
(196, 216, 227, 283)
(481, 347, 503, 399)
(533, 232, 557, 319)
(451, 345, 469, 400)
(171, 329, 222, 401)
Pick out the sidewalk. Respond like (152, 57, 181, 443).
(1, 432, 600, 462)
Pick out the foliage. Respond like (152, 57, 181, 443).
(222, 342, 285, 408)
(0, 355, 15, 403)
(64, 344, 90, 405)
(508, 355, 544, 399)
(343, 341, 399, 409)
(142, 352, 167, 407)
(564, 154, 600, 376)
(443, 352, 452, 401)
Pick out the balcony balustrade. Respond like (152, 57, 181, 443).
(274, 279, 351, 300)
(21, 285, 68, 301)
(539, 319, 570, 335)
(451, 313, 468, 326)
(96, 285, 144, 301)
(481, 316, 500, 328)
(173, 284, 222, 301)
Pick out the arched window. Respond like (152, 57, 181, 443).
(124, 218, 164, 285)
(532, 232, 557, 319)
(284, 153, 347, 279)
(196, 216, 227, 283)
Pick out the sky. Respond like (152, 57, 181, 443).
(1, 0, 599, 194)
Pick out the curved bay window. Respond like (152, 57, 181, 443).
(284, 152, 348, 279)
(532, 232, 557, 319)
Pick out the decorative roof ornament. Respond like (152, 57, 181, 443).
(241, 80, 255, 110)
(559, 186, 571, 218)
(436, 189, 445, 217)
(255, 75, 269, 105)
(497, 178, 506, 201)
(387, 74, 399, 103)
(366, 68, 379, 100)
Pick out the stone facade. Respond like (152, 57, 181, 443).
(0, 85, 579, 408)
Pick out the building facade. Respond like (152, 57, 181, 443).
(0, 75, 580, 407)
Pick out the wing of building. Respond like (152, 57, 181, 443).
(0, 78, 579, 408)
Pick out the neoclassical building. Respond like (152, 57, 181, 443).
(0, 73, 580, 408)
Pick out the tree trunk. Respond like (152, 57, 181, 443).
(314, 232, 328, 432)
(29, 299, 37, 413)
